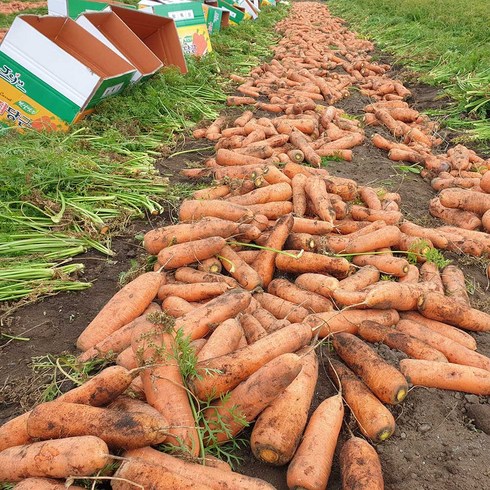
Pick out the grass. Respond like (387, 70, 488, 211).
(0, 4, 289, 308)
(328, 0, 490, 142)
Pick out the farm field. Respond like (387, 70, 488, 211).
(0, 1, 489, 489)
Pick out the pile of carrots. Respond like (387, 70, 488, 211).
(1, 2, 489, 489)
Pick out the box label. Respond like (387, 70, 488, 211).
(177, 24, 212, 56)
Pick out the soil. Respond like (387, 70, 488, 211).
(1, 11, 489, 490)
(0, 1, 45, 14)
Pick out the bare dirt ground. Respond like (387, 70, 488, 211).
(1, 13, 489, 490)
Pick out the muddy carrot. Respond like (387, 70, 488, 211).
(338, 265, 380, 291)
(179, 200, 254, 223)
(439, 188, 490, 216)
(174, 267, 238, 288)
(189, 322, 312, 400)
(157, 282, 230, 302)
(418, 291, 490, 332)
(197, 257, 223, 274)
(429, 197, 481, 230)
(305, 309, 399, 337)
(13, 478, 84, 489)
(333, 332, 408, 404)
(400, 359, 490, 395)
(398, 265, 420, 283)
(290, 128, 322, 166)
(276, 250, 351, 278)
(192, 185, 231, 200)
(440, 265, 470, 307)
(350, 205, 402, 225)
(254, 291, 310, 323)
(218, 245, 263, 290)
(352, 254, 409, 277)
(203, 353, 302, 443)
(305, 176, 336, 223)
(294, 273, 340, 298)
(251, 349, 318, 466)
(292, 173, 308, 217)
(292, 217, 334, 234)
(343, 225, 401, 254)
(419, 261, 444, 293)
(76, 271, 163, 351)
(364, 282, 436, 311)
(157, 237, 226, 270)
(399, 221, 449, 249)
(327, 359, 395, 442)
(358, 320, 447, 362)
(286, 394, 344, 490)
(197, 318, 243, 362)
(340, 437, 384, 490)
(240, 313, 268, 344)
(247, 201, 294, 219)
(227, 182, 292, 206)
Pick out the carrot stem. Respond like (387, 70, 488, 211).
(227, 241, 304, 259)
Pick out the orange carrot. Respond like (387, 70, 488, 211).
(157, 282, 230, 302)
(197, 257, 223, 274)
(292, 217, 334, 234)
(192, 185, 231, 200)
(234, 110, 254, 127)
(400, 359, 490, 395)
(399, 221, 449, 249)
(218, 245, 263, 290)
(247, 201, 294, 219)
(143, 218, 241, 254)
(157, 237, 226, 270)
(292, 173, 308, 217)
(203, 353, 302, 443)
(174, 289, 252, 340)
(27, 401, 168, 449)
(398, 265, 420, 283)
(418, 291, 490, 332)
(333, 332, 408, 404)
(197, 318, 243, 361)
(189, 322, 312, 400)
(339, 437, 384, 490)
(294, 273, 340, 297)
(364, 282, 437, 310)
(227, 182, 292, 206)
(132, 321, 199, 455)
(327, 359, 395, 442)
(359, 186, 382, 210)
(276, 250, 351, 278)
(343, 225, 401, 254)
(13, 478, 84, 489)
(268, 278, 333, 313)
(227, 96, 256, 106)
(123, 447, 275, 490)
(439, 188, 490, 216)
(290, 128, 321, 166)
(305, 309, 399, 338)
(440, 265, 470, 306)
(429, 197, 481, 230)
(251, 349, 318, 466)
(116, 346, 138, 370)
(254, 291, 309, 323)
(338, 265, 380, 291)
(240, 313, 268, 344)
(352, 254, 409, 277)
(350, 205, 402, 225)
(419, 261, 444, 293)
(358, 320, 447, 362)
(288, 149, 305, 163)
(0, 436, 109, 482)
(251, 213, 294, 286)
(174, 267, 238, 288)
(394, 319, 490, 371)
(305, 176, 336, 223)
(179, 199, 254, 222)
(76, 271, 163, 351)
(286, 394, 344, 490)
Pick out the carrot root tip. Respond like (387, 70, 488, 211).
(258, 447, 280, 464)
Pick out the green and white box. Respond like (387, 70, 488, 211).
(0, 15, 136, 131)
(48, 0, 135, 18)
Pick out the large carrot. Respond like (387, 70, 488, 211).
(79, 303, 161, 362)
(292, 217, 334, 234)
(364, 282, 436, 310)
(399, 221, 449, 249)
(203, 353, 302, 443)
(327, 359, 395, 442)
(305, 176, 336, 223)
(251, 213, 294, 286)
(143, 218, 239, 255)
(338, 265, 380, 291)
(13, 479, 84, 489)
(251, 349, 318, 466)
(276, 250, 351, 278)
(399, 311, 476, 350)
(419, 261, 444, 293)
(179, 200, 254, 223)
(352, 254, 409, 277)
(292, 173, 308, 217)
(0, 436, 109, 481)
(132, 320, 199, 455)
(157, 237, 226, 270)
(400, 359, 490, 395)
(174, 289, 252, 340)
(189, 322, 312, 400)
(350, 205, 402, 225)
(439, 188, 490, 215)
(27, 401, 168, 449)
(333, 332, 408, 404)
(358, 320, 448, 362)
(157, 282, 230, 302)
(162, 296, 195, 317)
(286, 394, 344, 490)
(339, 437, 384, 490)
(268, 278, 333, 313)
(113, 458, 213, 490)
(248, 201, 294, 219)
(394, 319, 490, 371)
(174, 267, 238, 288)
(227, 182, 292, 206)
(254, 291, 310, 323)
(196, 318, 243, 362)
(240, 313, 267, 343)
(429, 197, 481, 230)
(343, 225, 401, 254)
(418, 291, 490, 332)
(218, 245, 263, 290)
(295, 273, 340, 298)
(440, 265, 470, 307)
(124, 447, 275, 490)
(76, 271, 163, 351)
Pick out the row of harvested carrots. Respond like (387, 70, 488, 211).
(1, 2, 490, 489)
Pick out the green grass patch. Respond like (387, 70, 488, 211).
(328, 0, 490, 141)
(0, 4, 290, 307)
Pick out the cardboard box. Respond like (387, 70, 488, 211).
(138, 0, 212, 57)
(236, 0, 259, 19)
(203, 1, 229, 28)
(202, 4, 222, 34)
(76, 11, 163, 82)
(216, 0, 245, 24)
(0, 15, 136, 131)
(109, 5, 188, 74)
(48, 0, 135, 18)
